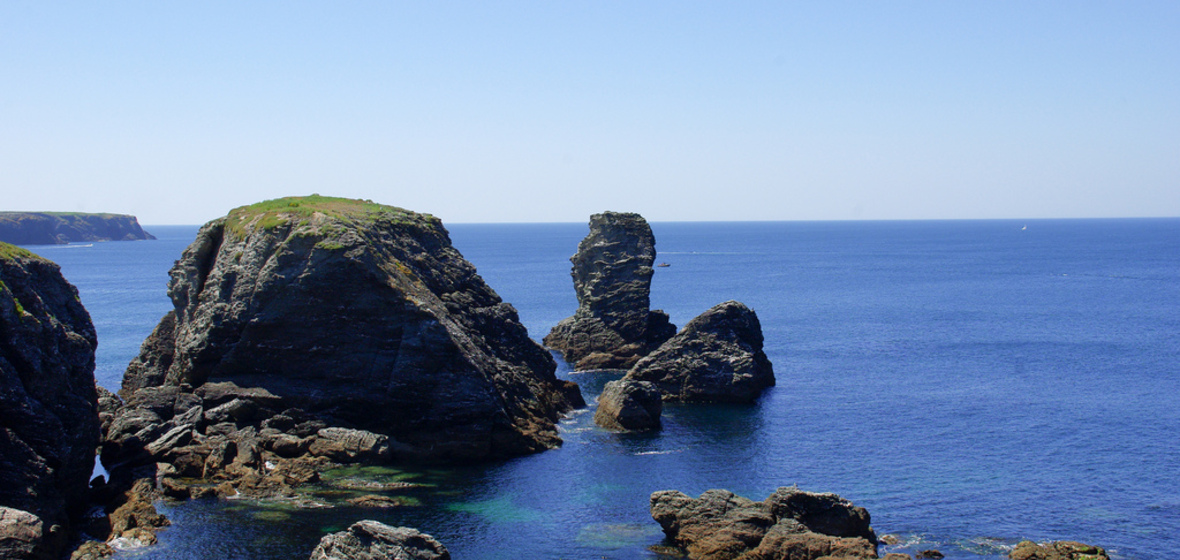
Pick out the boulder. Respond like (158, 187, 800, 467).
(594, 379, 662, 431)
(627, 300, 774, 403)
(650, 487, 878, 560)
(1009, 540, 1110, 560)
(105, 196, 579, 498)
(0, 243, 100, 560)
(0, 507, 54, 560)
(544, 212, 675, 370)
(309, 520, 449, 560)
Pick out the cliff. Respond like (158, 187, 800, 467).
(543, 212, 675, 370)
(105, 196, 580, 493)
(0, 212, 155, 245)
(0, 243, 100, 560)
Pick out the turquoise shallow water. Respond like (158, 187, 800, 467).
(26, 219, 1180, 560)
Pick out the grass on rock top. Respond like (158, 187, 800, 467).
(0, 242, 43, 261)
(223, 195, 440, 238)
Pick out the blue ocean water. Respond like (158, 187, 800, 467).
(24, 219, 1180, 560)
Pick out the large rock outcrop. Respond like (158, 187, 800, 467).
(104, 196, 581, 497)
(650, 487, 881, 560)
(310, 521, 449, 560)
(594, 378, 662, 431)
(627, 301, 774, 403)
(0, 243, 100, 560)
(543, 212, 675, 370)
(0, 213, 154, 245)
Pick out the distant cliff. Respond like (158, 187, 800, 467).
(0, 212, 155, 245)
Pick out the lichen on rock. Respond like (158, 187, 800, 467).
(105, 196, 582, 499)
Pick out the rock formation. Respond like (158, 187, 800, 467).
(0, 213, 154, 245)
(650, 487, 882, 560)
(594, 378, 662, 431)
(104, 196, 582, 499)
(310, 521, 449, 560)
(544, 212, 676, 370)
(1009, 540, 1110, 560)
(627, 300, 774, 403)
(0, 242, 101, 560)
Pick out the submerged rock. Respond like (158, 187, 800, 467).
(627, 300, 774, 403)
(105, 196, 581, 497)
(594, 379, 662, 431)
(0, 212, 154, 245)
(1009, 540, 1110, 560)
(650, 487, 878, 560)
(544, 212, 675, 370)
(0, 242, 100, 560)
(310, 520, 449, 560)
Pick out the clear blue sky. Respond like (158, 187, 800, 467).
(3, 2, 1177, 224)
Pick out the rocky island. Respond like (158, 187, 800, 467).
(0, 242, 101, 560)
(0, 212, 155, 245)
(103, 196, 582, 502)
(543, 212, 676, 370)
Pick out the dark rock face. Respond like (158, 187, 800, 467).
(544, 212, 675, 370)
(627, 301, 774, 403)
(105, 197, 580, 499)
(310, 521, 449, 560)
(594, 379, 662, 431)
(1009, 540, 1110, 560)
(650, 487, 878, 560)
(0, 243, 100, 560)
(0, 213, 154, 245)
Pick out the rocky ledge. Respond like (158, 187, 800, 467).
(0, 243, 101, 560)
(627, 300, 774, 403)
(1009, 540, 1110, 560)
(544, 212, 675, 370)
(0, 212, 154, 245)
(651, 487, 907, 560)
(103, 196, 582, 501)
(310, 520, 450, 560)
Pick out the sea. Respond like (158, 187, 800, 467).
(22, 219, 1180, 560)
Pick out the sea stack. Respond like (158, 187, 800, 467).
(104, 196, 581, 496)
(0, 212, 155, 245)
(626, 300, 774, 403)
(0, 243, 100, 560)
(543, 212, 675, 370)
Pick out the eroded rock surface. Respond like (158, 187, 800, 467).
(104, 196, 582, 499)
(594, 378, 662, 431)
(544, 212, 675, 370)
(310, 521, 449, 560)
(0, 243, 100, 560)
(1009, 540, 1110, 560)
(627, 301, 774, 403)
(650, 487, 878, 560)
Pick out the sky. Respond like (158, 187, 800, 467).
(2, 2, 1178, 225)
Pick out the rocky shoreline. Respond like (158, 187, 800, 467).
(0, 200, 1118, 560)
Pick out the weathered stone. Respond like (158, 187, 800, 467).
(309, 520, 450, 560)
(0, 507, 55, 560)
(594, 379, 662, 431)
(0, 243, 100, 560)
(346, 495, 414, 508)
(69, 540, 114, 560)
(627, 301, 774, 403)
(109, 196, 578, 482)
(309, 428, 391, 463)
(544, 212, 676, 370)
(650, 487, 877, 560)
(1009, 540, 1110, 560)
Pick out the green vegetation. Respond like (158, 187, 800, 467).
(0, 242, 42, 261)
(223, 195, 439, 238)
(0, 279, 27, 315)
